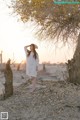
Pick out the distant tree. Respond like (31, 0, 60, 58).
(12, 0, 80, 84)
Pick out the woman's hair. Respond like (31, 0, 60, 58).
(27, 44, 38, 59)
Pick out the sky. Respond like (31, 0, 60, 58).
(0, 0, 76, 64)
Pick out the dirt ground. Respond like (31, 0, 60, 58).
(0, 80, 80, 120)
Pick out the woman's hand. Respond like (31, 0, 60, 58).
(25, 45, 30, 48)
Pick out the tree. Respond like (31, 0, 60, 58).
(12, 0, 80, 84)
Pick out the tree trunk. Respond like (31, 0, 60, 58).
(67, 33, 80, 84)
(4, 59, 13, 99)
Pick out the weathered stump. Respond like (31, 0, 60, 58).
(4, 59, 13, 99)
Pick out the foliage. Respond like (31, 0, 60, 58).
(12, 0, 80, 42)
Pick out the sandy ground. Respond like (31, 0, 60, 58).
(0, 64, 68, 94)
(0, 64, 80, 120)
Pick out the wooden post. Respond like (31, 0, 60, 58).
(1, 51, 3, 64)
(17, 63, 21, 71)
(43, 63, 46, 71)
(0, 51, 3, 64)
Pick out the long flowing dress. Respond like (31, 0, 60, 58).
(24, 46, 39, 77)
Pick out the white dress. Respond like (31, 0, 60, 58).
(24, 46, 39, 77)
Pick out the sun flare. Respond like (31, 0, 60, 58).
(0, 0, 75, 64)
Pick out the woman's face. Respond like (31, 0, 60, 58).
(30, 45, 34, 51)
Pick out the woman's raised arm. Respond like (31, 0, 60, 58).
(24, 45, 30, 55)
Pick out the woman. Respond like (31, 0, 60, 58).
(24, 44, 39, 92)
